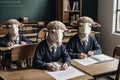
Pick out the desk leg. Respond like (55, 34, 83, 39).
(115, 60, 120, 80)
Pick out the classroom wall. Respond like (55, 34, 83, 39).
(82, 0, 98, 21)
(98, 0, 120, 56)
(0, 0, 97, 22)
(1, 0, 117, 56)
(0, 0, 55, 21)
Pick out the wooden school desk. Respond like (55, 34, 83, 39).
(0, 47, 11, 51)
(0, 68, 93, 80)
(0, 46, 22, 69)
(71, 58, 119, 80)
(0, 69, 54, 80)
(0, 44, 37, 69)
(0, 46, 93, 80)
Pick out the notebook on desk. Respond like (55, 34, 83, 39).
(73, 54, 114, 66)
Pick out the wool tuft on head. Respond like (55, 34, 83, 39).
(70, 16, 101, 27)
(1, 19, 24, 41)
(7, 19, 20, 25)
(46, 21, 69, 47)
(47, 21, 66, 30)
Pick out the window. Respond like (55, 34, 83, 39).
(115, 0, 120, 33)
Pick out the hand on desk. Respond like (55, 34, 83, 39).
(48, 63, 69, 71)
(87, 51, 94, 57)
(77, 53, 87, 59)
(20, 41, 26, 45)
(48, 65, 58, 71)
(6, 41, 14, 47)
(6, 41, 26, 47)
(77, 51, 94, 59)
(61, 63, 68, 70)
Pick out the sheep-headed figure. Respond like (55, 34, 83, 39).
(4, 19, 25, 46)
(6, 19, 22, 43)
(32, 21, 71, 71)
(66, 16, 102, 59)
(71, 16, 101, 40)
(0, 19, 31, 47)
(0, 19, 31, 69)
(46, 21, 70, 47)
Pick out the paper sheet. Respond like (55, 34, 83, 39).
(45, 62, 84, 80)
(91, 54, 114, 62)
(73, 54, 114, 66)
(73, 57, 98, 66)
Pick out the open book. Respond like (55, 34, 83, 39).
(73, 54, 114, 66)
(45, 62, 84, 80)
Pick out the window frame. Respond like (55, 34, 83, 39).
(115, 0, 120, 33)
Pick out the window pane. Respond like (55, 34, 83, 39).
(116, 12, 120, 31)
(118, 0, 120, 9)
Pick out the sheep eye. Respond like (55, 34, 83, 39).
(88, 24, 92, 27)
(51, 29, 55, 33)
(8, 25, 11, 27)
(79, 23, 83, 26)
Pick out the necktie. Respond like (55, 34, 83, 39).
(14, 40, 17, 44)
(82, 41, 86, 47)
(11, 40, 17, 44)
(51, 46, 56, 54)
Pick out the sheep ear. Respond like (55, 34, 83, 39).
(70, 21, 78, 26)
(1, 25, 7, 28)
(41, 28, 48, 32)
(92, 22, 101, 27)
(19, 23, 24, 27)
(64, 28, 71, 33)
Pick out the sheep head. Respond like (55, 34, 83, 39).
(71, 16, 101, 40)
(46, 21, 69, 47)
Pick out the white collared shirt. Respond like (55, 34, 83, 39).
(46, 41, 57, 53)
(79, 36, 88, 47)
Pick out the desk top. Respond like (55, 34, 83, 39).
(0, 47, 10, 51)
(0, 69, 54, 80)
(0, 68, 93, 80)
(72, 59, 119, 76)
(0, 44, 36, 51)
